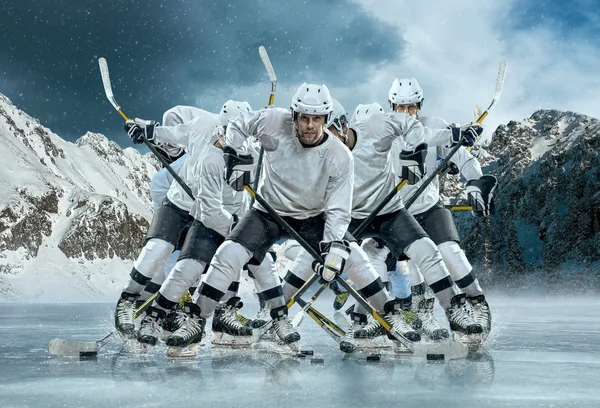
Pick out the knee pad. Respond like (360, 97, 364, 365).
(133, 238, 175, 277)
(437, 241, 472, 280)
(283, 240, 302, 261)
(202, 240, 252, 294)
(407, 259, 425, 286)
(251, 252, 281, 293)
(160, 258, 206, 304)
(360, 238, 391, 281)
(344, 241, 382, 289)
(404, 238, 449, 284)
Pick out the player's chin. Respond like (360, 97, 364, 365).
(300, 133, 318, 145)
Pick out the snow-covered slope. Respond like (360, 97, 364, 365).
(441, 110, 600, 292)
(0, 93, 160, 301)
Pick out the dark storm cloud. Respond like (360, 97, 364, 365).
(0, 0, 404, 146)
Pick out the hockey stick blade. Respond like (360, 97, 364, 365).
(48, 332, 113, 357)
(258, 46, 277, 106)
(258, 46, 277, 84)
(98, 58, 122, 113)
(292, 282, 328, 327)
(477, 60, 507, 124)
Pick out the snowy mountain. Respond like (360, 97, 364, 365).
(441, 110, 600, 292)
(0, 93, 160, 301)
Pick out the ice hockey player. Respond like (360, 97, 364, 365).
(388, 77, 494, 340)
(113, 106, 202, 339)
(186, 83, 421, 354)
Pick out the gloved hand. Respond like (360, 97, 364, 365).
(399, 143, 428, 185)
(312, 240, 351, 282)
(466, 175, 498, 216)
(222, 146, 254, 191)
(448, 124, 482, 148)
(125, 119, 158, 144)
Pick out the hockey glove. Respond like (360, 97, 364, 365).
(436, 156, 460, 175)
(399, 143, 428, 185)
(448, 124, 482, 148)
(125, 119, 158, 144)
(312, 240, 351, 282)
(222, 146, 254, 191)
(466, 175, 497, 216)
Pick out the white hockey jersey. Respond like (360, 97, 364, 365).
(349, 111, 427, 218)
(153, 109, 246, 237)
(149, 153, 188, 208)
(393, 116, 483, 215)
(225, 108, 354, 242)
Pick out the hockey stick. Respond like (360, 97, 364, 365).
(250, 46, 277, 205)
(98, 57, 195, 201)
(291, 280, 329, 327)
(405, 60, 507, 210)
(48, 293, 158, 357)
(243, 185, 423, 354)
(446, 205, 472, 211)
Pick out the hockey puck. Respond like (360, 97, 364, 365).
(296, 353, 308, 358)
(79, 351, 98, 361)
(299, 349, 314, 356)
(426, 353, 445, 362)
(366, 354, 381, 362)
(310, 358, 324, 364)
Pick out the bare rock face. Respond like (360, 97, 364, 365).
(0, 92, 160, 301)
(441, 110, 600, 292)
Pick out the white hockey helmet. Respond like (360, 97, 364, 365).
(219, 100, 252, 124)
(326, 99, 348, 131)
(351, 103, 384, 124)
(388, 77, 424, 109)
(290, 83, 333, 123)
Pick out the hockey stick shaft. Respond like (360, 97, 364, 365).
(98, 57, 195, 201)
(251, 46, 277, 204)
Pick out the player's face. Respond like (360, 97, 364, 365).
(394, 104, 419, 118)
(296, 113, 326, 145)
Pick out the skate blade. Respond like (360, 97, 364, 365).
(167, 344, 198, 358)
(400, 339, 469, 360)
(355, 337, 392, 350)
(260, 340, 299, 356)
(211, 332, 255, 348)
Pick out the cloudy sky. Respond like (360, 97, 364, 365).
(1, 0, 599, 148)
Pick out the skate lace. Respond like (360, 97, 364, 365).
(471, 301, 490, 327)
(449, 303, 475, 329)
(222, 308, 246, 331)
(117, 300, 134, 326)
(361, 317, 383, 337)
(273, 316, 295, 337)
(173, 317, 202, 340)
(418, 301, 444, 334)
(139, 316, 160, 337)
(386, 313, 414, 334)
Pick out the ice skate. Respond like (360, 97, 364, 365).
(468, 295, 492, 341)
(211, 297, 254, 347)
(114, 292, 139, 339)
(137, 306, 166, 346)
(446, 294, 483, 352)
(161, 307, 187, 341)
(384, 299, 421, 345)
(414, 298, 449, 340)
(270, 306, 301, 344)
(166, 303, 205, 357)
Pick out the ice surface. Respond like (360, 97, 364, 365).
(1, 294, 599, 408)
